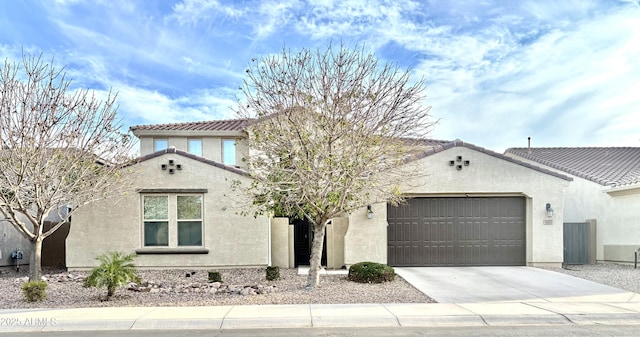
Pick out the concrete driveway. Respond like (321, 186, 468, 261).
(395, 267, 639, 303)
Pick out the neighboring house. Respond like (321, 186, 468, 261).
(0, 218, 31, 269)
(506, 147, 640, 263)
(1, 207, 70, 269)
(66, 120, 572, 270)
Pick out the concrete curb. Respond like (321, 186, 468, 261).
(2, 302, 640, 332)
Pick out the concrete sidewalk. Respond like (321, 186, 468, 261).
(2, 301, 640, 332)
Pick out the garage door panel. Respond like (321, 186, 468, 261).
(388, 197, 525, 267)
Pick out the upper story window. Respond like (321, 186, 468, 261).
(188, 139, 203, 157)
(223, 139, 236, 166)
(154, 139, 168, 152)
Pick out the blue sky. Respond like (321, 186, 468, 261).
(1, 0, 639, 152)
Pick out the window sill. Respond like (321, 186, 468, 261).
(135, 248, 209, 255)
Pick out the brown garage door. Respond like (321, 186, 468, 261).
(387, 197, 525, 266)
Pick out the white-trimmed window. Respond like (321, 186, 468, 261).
(142, 194, 203, 247)
(154, 139, 168, 152)
(143, 195, 169, 246)
(177, 195, 203, 246)
(222, 139, 236, 165)
(188, 139, 202, 156)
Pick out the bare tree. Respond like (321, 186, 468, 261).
(236, 43, 434, 288)
(0, 53, 135, 282)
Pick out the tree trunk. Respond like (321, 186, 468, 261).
(306, 220, 327, 289)
(29, 237, 43, 282)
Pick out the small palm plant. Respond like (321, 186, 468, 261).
(84, 251, 139, 299)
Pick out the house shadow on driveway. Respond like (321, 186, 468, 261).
(395, 267, 640, 303)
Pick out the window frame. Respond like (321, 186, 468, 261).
(176, 194, 203, 247)
(142, 195, 169, 247)
(222, 139, 236, 166)
(154, 138, 168, 152)
(187, 138, 203, 157)
(140, 193, 204, 249)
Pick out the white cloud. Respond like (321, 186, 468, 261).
(406, 1, 640, 150)
(115, 85, 237, 125)
(294, 0, 419, 40)
(171, 0, 245, 26)
(253, 0, 301, 39)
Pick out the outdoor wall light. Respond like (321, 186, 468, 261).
(546, 203, 554, 217)
(367, 205, 373, 219)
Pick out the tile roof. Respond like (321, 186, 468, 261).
(413, 139, 572, 181)
(504, 147, 640, 187)
(130, 119, 251, 132)
(416, 138, 451, 147)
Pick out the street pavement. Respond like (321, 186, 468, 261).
(2, 267, 640, 332)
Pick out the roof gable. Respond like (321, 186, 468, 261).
(505, 147, 640, 187)
(414, 139, 572, 181)
(133, 147, 248, 177)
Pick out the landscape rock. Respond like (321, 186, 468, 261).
(1, 267, 435, 309)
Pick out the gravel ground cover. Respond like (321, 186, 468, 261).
(3, 263, 638, 309)
(0, 267, 435, 309)
(541, 263, 640, 293)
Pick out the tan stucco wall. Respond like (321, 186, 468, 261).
(344, 146, 569, 266)
(344, 203, 388, 267)
(270, 217, 290, 268)
(66, 152, 268, 269)
(326, 217, 349, 269)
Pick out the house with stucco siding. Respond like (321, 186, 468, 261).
(66, 119, 573, 270)
(506, 147, 640, 264)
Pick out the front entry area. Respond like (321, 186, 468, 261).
(387, 197, 526, 267)
(293, 218, 327, 267)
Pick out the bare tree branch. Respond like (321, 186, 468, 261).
(0, 52, 136, 281)
(235, 43, 435, 288)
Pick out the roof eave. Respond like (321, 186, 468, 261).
(131, 147, 249, 177)
(132, 129, 246, 138)
(605, 182, 640, 195)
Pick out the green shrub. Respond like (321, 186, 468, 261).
(266, 266, 280, 281)
(348, 261, 395, 283)
(22, 281, 48, 302)
(85, 251, 139, 299)
(208, 271, 222, 283)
